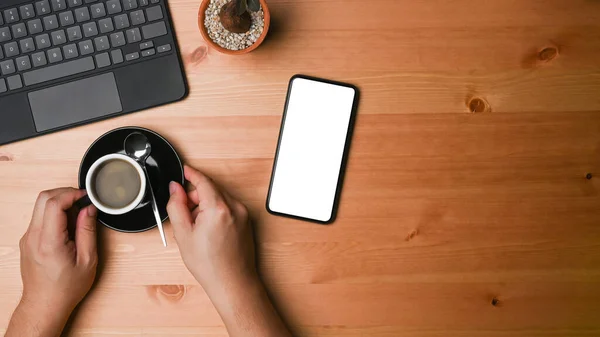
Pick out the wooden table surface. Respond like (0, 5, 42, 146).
(2, 0, 600, 336)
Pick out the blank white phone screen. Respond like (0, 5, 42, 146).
(268, 77, 356, 222)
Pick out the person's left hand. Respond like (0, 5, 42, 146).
(17, 188, 98, 319)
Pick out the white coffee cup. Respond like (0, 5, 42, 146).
(85, 154, 147, 215)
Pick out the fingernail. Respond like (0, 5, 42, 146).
(169, 181, 177, 195)
(87, 205, 97, 217)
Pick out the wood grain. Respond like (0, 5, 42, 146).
(1, 0, 600, 336)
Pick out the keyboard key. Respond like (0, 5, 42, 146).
(111, 49, 123, 63)
(59, 11, 75, 26)
(113, 14, 130, 29)
(35, 1, 51, 16)
(43, 15, 59, 30)
(1, 60, 16, 75)
(23, 56, 95, 86)
(139, 41, 153, 49)
(141, 48, 155, 57)
(47, 47, 64, 63)
(63, 43, 79, 59)
(35, 34, 51, 49)
(146, 6, 163, 22)
(51, 0, 67, 11)
(12, 23, 27, 39)
(31, 52, 48, 67)
(0, 0, 176, 94)
(0, 79, 6, 93)
(20, 5, 35, 20)
(7, 75, 23, 90)
(123, 0, 138, 10)
(98, 18, 114, 33)
(125, 51, 139, 61)
(141, 21, 166, 39)
(91, 3, 106, 18)
(75, 7, 90, 22)
(20, 38, 36, 53)
(51, 30, 67, 45)
(157, 43, 171, 53)
(4, 42, 19, 58)
(78, 39, 94, 55)
(94, 35, 110, 51)
(4, 9, 20, 24)
(16, 56, 32, 71)
(67, 26, 83, 41)
(95, 52, 111, 68)
(83, 22, 98, 37)
(27, 19, 44, 34)
(130, 10, 146, 25)
(126, 27, 141, 43)
(110, 32, 125, 47)
(0, 28, 11, 43)
(106, 0, 122, 14)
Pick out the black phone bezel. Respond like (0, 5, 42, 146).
(265, 74, 360, 224)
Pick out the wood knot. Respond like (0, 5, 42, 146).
(586, 173, 593, 180)
(538, 47, 559, 62)
(0, 154, 14, 161)
(405, 229, 419, 241)
(467, 97, 491, 113)
(147, 285, 186, 303)
(491, 297, 500, 307)
(189, 46, 208, 64)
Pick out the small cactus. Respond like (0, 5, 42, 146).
(235, 0, 261, 14)
(220, 0, 261, 33)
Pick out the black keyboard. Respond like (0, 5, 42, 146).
(0, 0, 174, 94)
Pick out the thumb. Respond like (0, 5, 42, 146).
(76, 205, 98, 265)
(167, 181, 193, 236)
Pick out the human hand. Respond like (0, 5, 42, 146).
(167, 166, 292, 337)
(167, 165, 256, 293)
(16, 188, 98, 322)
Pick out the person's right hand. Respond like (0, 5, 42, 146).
(167, 165, 256, 293)
(167, 165, 293, 337)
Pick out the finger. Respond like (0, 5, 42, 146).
(167, 181, 194, 236)
(187, 185, 233, 206)
(188, 179, 242, 219)
(76, 205, 98, 265)
(184, 180, 227, 205)
(219, 188, 245, 212)
(220, 190, 249, 220)
(186, 190, 198, 209)
(42, 189, 87, 244)
(184, 165, 222, 211)
(191, 207, 200, 220)
(220, 188, 238, 207)
(30, 188, 78, 231)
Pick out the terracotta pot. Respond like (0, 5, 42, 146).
(198, 0, 271, 55)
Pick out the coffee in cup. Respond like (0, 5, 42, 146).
(85, 154, 146, 215)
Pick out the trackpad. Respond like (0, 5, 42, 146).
(29, 73, 122, 132)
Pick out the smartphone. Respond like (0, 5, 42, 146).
(266, 75, 359, 224)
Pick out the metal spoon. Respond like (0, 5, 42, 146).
(124, 132, 167, 247)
